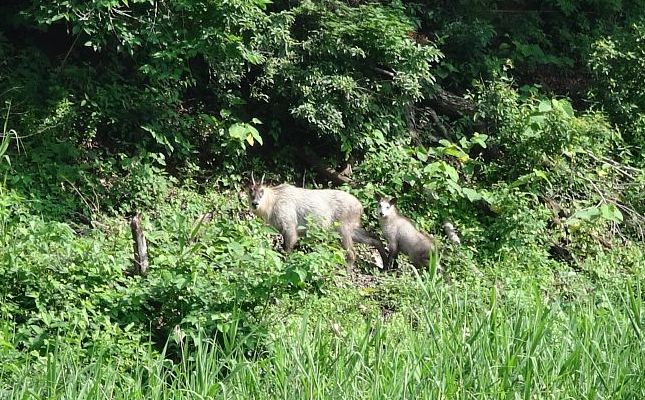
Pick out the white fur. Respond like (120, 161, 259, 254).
(250, 183, 387, 268)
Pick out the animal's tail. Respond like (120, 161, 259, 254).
(352, 227, 388, 263)
(442, 221, 461, 245)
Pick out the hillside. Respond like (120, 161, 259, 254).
(1, 0, 644, 398)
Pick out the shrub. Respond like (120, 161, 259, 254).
(472, 76, 617, 178)
(588, 18, 645, 152)
(253, 0, 442, 155)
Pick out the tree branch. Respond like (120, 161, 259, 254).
(296, 147, 355, 187)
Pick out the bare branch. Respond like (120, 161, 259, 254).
(371, 66, 395, 78)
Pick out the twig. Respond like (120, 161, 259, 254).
(585, 150, 640, 179)
(0, 86, 23, 98)
(614, 202, 645, 235)
(58, 33, 81, 72)
(63, 177, 100, 217)
(579, 174, 607, 205)
(428, 107, 451, 140)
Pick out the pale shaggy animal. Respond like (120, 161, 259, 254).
(376, 195, 439, 271)
(248, 174, 387, 269)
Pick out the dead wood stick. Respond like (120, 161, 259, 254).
(130, 213, 149, 276)
(428, 107, 451, 140)
(372, 66, 395, 78)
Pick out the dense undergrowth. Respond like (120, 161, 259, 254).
(1, 0, 644, 397)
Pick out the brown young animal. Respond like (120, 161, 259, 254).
(376, 195, 440, 271)
(248, 174, 387, 270)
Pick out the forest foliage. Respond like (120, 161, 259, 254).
(0, 0, 644, 397)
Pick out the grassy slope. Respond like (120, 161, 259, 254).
(1, 182, 643, 399)
(5, 270, 645, 399)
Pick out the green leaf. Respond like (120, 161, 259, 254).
(445, 178, 462, 194)
(228, 124, 247, 140)
(252, 129, 263, 145)
(529, 114, 546, 126)
(567, 207, 601, 223)
(141, 125, 174, 153)
(230, 123, 262, 148)
(416, 149, 428, 162)
(472, 133, 488, 148)
(462, 187, 482, 202)
(532, 169, 548, 180)
(423, 162, 440, 175)
(443, 147, 466, 159)
(555, 99, 575, 118)
(600, 204, 623, 223)
(0, 133, 10, 160)
(440, 163, 459, 182)
(242, 49, 265, 65)
(538, 100, 552, 113)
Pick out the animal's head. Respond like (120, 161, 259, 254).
(247, 172, 267, 211)
(375, 195, 397, 219)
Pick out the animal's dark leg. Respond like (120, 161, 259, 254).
(352, 227, 388, 264)
(386, 246, 399, 270)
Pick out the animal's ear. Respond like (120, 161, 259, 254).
(244, 180, 254, 192)
(389, 197, 398, 206)
(374, 193, 382, 202)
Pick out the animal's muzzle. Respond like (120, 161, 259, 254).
(251, 201, 259, 208)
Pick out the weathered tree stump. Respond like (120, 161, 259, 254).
(130, 213, 149, 276)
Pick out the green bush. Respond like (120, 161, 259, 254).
(0, 184, 348, 365)
(1, 0, 270, 163)
(1, 0, 644, 396)
(253, 0, 442, 155)
(588, 19, 645, 152)
(4, 275, 645, 399)
(472, 76, 617, 177)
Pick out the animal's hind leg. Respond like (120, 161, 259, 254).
(339, 225, 356, 275)
(352, 227, 388, 265)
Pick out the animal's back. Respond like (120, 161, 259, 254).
(399, 218, 432, 254)
(271, 184, 362, 227)
(382, 214, 433, 266)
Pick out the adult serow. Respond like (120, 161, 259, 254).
(248, 173, 388, 271)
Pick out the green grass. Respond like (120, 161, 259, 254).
(4, 275, 643, 399)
